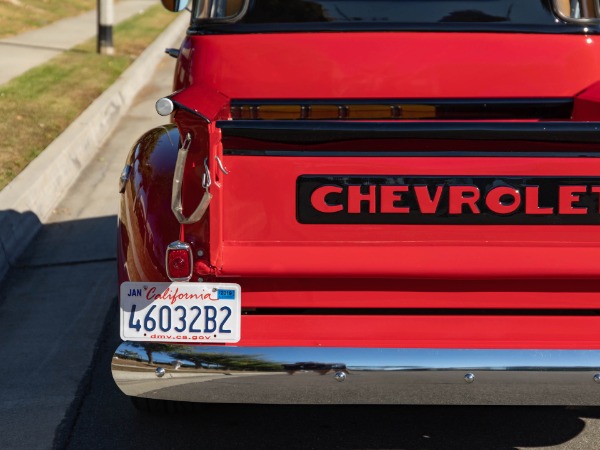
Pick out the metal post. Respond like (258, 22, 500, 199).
(97, 0, 114, 55)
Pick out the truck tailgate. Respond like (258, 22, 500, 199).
(215, 121, 600, 278)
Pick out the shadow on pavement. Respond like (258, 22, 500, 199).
(15, 215, 117, 268)
(0, 209, 41, 280)
(0, 215, 118, 450)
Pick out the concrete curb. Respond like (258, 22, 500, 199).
(0, 13, 189, 280)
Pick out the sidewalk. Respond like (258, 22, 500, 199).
(0, 0, 155, 86)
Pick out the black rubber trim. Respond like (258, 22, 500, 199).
(218, 121, 600, 144)
(189, 22, 597, 35)
(230, 97, 572, 108)
(223, 150, 600, 158)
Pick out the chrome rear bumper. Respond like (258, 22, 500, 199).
(112, 343, 600, 405)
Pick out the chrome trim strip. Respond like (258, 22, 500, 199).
(112, 344, 600, 405)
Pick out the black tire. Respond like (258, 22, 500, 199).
(130, 396, 193, 414)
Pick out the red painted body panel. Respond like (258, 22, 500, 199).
(222, 155, 600, 245)
(121, 27, 600, 354)
(573, 81, 600, 120)
(179, 33, 600, 100)
(238, 315, 600, 349)
(219, 155, 600, 278)
(236, 278, 600, 310)
(220, 245, 600, 278)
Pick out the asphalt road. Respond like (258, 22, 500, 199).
(2, 47, 600, 450)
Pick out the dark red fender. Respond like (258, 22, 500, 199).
(118, 125, 182, 284)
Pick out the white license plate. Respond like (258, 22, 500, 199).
(120, 282, 241, 343)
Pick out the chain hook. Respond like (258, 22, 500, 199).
(215, 156, 229, 175)
(202, 157, 212, 192)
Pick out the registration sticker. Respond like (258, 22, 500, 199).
(120, 282, 241, 343)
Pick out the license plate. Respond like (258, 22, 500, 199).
(120, 282, 241, 343)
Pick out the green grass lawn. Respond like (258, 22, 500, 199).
(0, 0, 95, 38)
(0, 5, 177, 190)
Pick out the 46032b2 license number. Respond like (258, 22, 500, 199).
(128, 304, 233, 334)
(120, 282, 241, 343)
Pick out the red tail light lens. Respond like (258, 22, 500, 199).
(166, 241, 193, 281)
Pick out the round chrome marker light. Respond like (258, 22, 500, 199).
(156, 97, 174, 116)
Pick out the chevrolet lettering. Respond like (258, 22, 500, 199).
(298, 176, 600, 224)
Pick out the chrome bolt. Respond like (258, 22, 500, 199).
(594, 374, 600, 384)
(198, 277, 204, 282)
(464, 373, 475, 384)
(334, 372, 346, 382)
(155, 367, 166, 378)
(197, 250, 204, 257)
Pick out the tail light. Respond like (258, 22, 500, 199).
(230, 99, 573, 121)
(166, 241, 193, 281)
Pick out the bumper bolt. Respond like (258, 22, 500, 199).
(334, 372, 346, 382)
(464, 373, 475, 384)
(155, 367, 166, 378)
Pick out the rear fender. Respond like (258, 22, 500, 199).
(118, 125, 182, 283)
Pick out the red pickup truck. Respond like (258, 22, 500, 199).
(112, 0, 600, 412)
